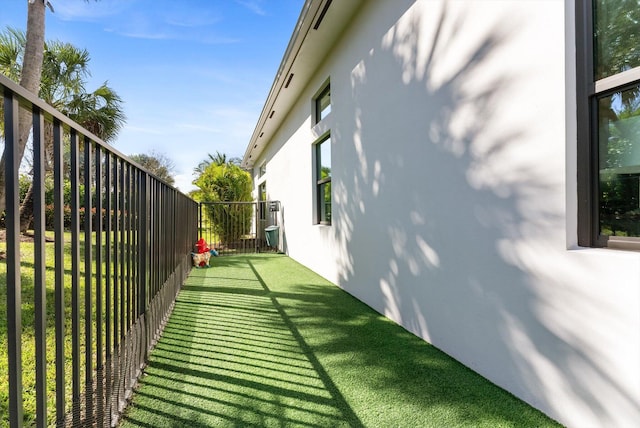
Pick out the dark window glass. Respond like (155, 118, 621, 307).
(319, 138, 331, 177)
(598, 85, 640, 237)
(316, 136, 331, 224)
(259, 182, 267, 221)
(594, 0, 640, 80)
(315, 84, 331, 123)
(319, 181, 331, 224)
(580, 0, 640, 245)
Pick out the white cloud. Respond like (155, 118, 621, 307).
(54, 0, 131, 21)
(56, 1, 237, 45)
(235, 0, 267, 16)
(173, 172, 198, 194)
(107, 29, 171, 40)
(176, 123, 222, 133)
(125, 125, 165, 135)
(162, 10, 222, 28)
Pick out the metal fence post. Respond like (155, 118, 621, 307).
(84, 136, 94, 425)
(4, 86, 23, 428)
(33, 106, 47, 428)
(0, 73, 200, 427)
(70, 129, 82, 426)
(53, 118, 66, 427)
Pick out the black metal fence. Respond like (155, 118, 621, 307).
(1, 74, 198, 427)
(199, 201, 280, 256)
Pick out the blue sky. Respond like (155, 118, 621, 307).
(0, 0, 304, 192)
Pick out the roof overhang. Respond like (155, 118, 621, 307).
(241, 0, 364, 169)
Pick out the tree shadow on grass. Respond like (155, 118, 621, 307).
(243, 255, 560, 427)
(121, 253, 558, 427)
(121, 254, 363, 428)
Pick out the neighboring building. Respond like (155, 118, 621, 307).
(241, 1, 640, 427)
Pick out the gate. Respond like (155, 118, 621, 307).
(198, 201, 280, 255)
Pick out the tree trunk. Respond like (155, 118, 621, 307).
(19, 123, 54, 234)
(19, 180, 35, 233)
(0, 1, 46, 213)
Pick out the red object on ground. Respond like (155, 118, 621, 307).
(195, 238, 210, 254)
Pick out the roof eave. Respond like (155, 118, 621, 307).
(241, 0, 363, 169)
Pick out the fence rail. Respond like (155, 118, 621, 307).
(1, 73, 198, 427)
(199, 201, 280, 256)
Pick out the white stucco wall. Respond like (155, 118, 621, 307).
(251, 1, 640, 427)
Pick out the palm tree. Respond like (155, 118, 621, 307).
(0, 0, 48, 213)
(0, 28, 92, 173)
(0, 28, 125, 231)
(193, 161, 253, 244)
(194, 151, 241, 175)
(19, 88, 125, 231)
(0, 27, 26, 81)
(39, 39, 91, 109)
(0, 0, 95, 213)
(65, 83, 126, 142)
(0, 27, 26, 138)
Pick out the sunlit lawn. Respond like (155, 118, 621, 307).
(0, 231, 112, 427)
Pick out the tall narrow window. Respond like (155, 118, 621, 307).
(314, 83, 331, 124)
(316, 136, 331, 224)
(577, 0, 640, 246)
(258, 181, 267, 221)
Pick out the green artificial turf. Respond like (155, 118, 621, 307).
(120, 254, 562, 428)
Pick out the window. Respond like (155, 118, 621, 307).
(577, 0, 640, 246)
(314, 82, 331, 124)
(316, 135, 331, 224)
(259, 162, 266, 178)
(258, 181, 267, 221)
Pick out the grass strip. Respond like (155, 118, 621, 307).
(121, 254, 561, 428)
(1, 232, 124, 427)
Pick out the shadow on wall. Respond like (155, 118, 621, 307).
(332, 0, 638, 425)
(280, 205, 288, 254)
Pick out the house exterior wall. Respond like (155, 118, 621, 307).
(250, 1, 640, 427)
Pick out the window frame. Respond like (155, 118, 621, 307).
(576, 0, 640, 248)
(315, 134, 331, 225)
(313, 81, 331, 124)
(258, 181, 267, 221)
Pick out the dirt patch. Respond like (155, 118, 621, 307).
(0, 230, 57, 260)
(0, 229, 40, 243)
(0, 229, 55, 243)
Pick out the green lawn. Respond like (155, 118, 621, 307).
(1, 232, 114, 427)
(121, 254, 562, 428)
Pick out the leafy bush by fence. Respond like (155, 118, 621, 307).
(205, 202, 253, 245)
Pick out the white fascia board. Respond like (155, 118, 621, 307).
(241, 0, 364, 169)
